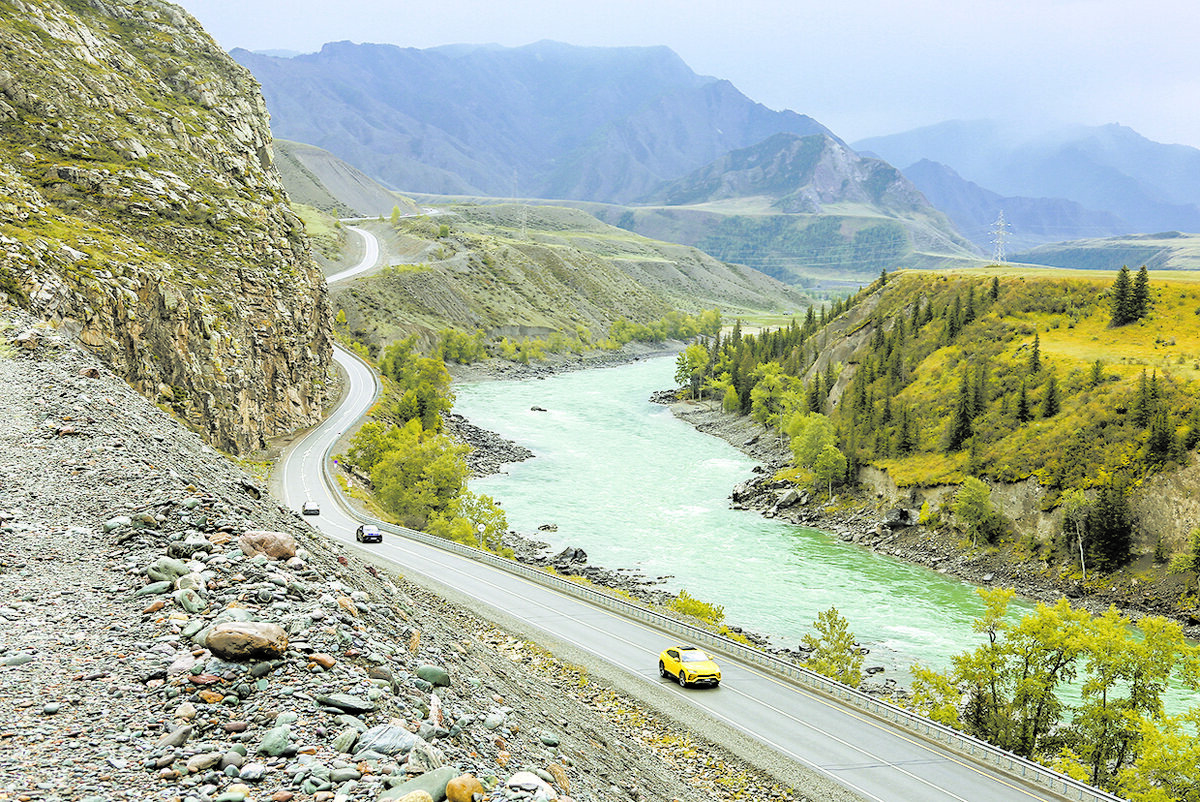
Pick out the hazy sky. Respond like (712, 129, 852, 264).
(176, 0, 1200, 149)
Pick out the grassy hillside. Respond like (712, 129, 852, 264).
(329, 203, 810, 354)
(580, 203, 986, 285)
(1012, 231, 1200, 271)
(848, 270, 1200, 491)
(685, 266, 1200, 580)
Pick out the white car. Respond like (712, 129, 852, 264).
(301, 500, 320, 515)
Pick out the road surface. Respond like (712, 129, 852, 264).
(275, 225, 1099, 802)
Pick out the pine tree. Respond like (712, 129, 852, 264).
(1132, 265, 1151, 319)
(972, 361, 989, 417)
(807, 373, 824, 413)
(896, 405, 917, 454)
(1016, 380, 1031, 423)
(947, 295, 963, 339)
(1041, 372, 1060, 418)
(1133, 369, 1152, 427)
(989, 276, 1000, 302)
(1029, 330, 1041, 374)
(1089, 359, 1104, 388)
(1147, 410, 1174, 462)
(1110, 265, 1135, 326)
(947, 367, 974, 452)
(803, 306, 817, 336)
(1086, 475, 1134, 571)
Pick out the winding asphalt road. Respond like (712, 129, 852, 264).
(276, 225, 1090, 802)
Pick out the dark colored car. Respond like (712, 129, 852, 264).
(355, 524, 382, 543)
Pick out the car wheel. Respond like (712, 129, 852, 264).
(658, 661, 668, 678)
(678, 671, 688, 688)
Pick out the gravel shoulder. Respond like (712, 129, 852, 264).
(0, 312, 854, 802)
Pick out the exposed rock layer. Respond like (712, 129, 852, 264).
(0, 0, 332, 454)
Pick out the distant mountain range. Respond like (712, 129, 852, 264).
(236, 41, 1200, 268)
(855, 121, 1200, 250)
(231, 40, 833, 204)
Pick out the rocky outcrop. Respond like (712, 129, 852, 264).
(0, 310, 814, 802)
(0, 0, 332, 454)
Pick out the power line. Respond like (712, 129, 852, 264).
(991, 211, 1009, 264)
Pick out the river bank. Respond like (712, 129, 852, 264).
(2, 309, 849, 802)
(665, 397, 1200, 641)
(449, 349, 1200, 657)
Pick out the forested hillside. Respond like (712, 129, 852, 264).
(681, 268, 1200, 573)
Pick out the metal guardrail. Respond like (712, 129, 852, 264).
(321, 347, 1123, 802)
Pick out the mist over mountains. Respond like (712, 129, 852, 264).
(856, 121, 1200, 250)
(231, 40, 833, 204)
(235, 41, 1200, 261)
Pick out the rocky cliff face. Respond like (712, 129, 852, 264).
(0, 0, 333, 454)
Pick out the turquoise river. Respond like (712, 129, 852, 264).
(452, 355, 1027, 681)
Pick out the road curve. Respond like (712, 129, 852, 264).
(277, 226, 1085, 802)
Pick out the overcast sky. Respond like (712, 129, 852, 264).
(176, 0, 1200, 149)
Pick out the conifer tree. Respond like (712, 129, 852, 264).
(1132, 265, 1151, 319)
(1110, 266, 1135, 326)
(1089, 359, 1104, 388)
(947, 367, 974, 452)
(1133, 369, 1153, 427)
(1087, 474, 1134, 571)
(989, 276, 1000, 302)
(972, 361, 989, 417)
(1147, 410, 1175, 463)
(947, 295, 963, 339)
(1016, 380, 1031, 423)
(1187, 404, 1200, 450)
(1029, 330, 1041, 374)
(1041, 372, 1060, 418)
(896, 405, 917, 454)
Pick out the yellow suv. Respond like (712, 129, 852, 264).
(658, 645, 721, 688)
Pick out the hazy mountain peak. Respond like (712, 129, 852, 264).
(856, 119, 1200, 240)
(644, 131, 926, 214)
(231, 40, 833, 203)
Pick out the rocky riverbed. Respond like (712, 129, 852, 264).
(666, 398, 1200, 641)
(0, 313, 850, 802)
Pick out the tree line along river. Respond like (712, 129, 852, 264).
(452, 355, 1018, 682)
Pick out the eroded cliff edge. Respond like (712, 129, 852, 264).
(0, 0, 333, 454)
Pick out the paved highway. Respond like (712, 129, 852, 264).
(276, 225, 1088, 802)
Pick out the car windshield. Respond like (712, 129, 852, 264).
(680, 651, 708, 662)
